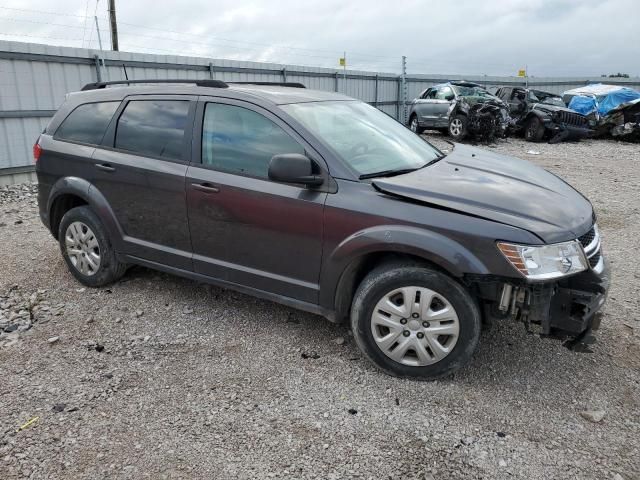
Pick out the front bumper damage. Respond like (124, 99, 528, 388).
(547, 122, 592, 144)
(473, 256, 610, 341)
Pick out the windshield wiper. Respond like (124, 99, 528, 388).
(359, 167, 421, 180)
(359, 154, 448, 180)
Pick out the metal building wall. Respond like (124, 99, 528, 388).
(2, 39, 640, 181)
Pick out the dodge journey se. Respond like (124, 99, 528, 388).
(35, 79, 609, 379)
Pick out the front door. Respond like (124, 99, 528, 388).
(186, 98, 327, 303)
(431, 85, 455, 127)
(91, 95, 196, 270)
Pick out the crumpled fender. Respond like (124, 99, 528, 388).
(319, 225, 491, 310)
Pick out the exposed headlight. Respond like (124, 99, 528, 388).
(497, 240, 588, 280)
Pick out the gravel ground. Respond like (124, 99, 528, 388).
(1, 136, 638, 479)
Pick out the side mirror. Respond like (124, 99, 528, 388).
(268, 153, 323, 186)
(445, 94, 455, 101)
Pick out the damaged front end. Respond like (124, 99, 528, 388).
(455, 97, 510, 142)
(471, 226, 610, 345)
(597, 98, 640, 142)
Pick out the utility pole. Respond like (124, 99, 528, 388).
(343, 51, 347, 93)
(108, 0, 119, 51)
(94, 16, 104, 51)
(401, 56, 407, 124)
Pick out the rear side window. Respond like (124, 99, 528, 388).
(55, 102, 119, 145)
(202, 103, 304, 178)
(115, 100, 190, 160)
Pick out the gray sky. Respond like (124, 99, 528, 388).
(0, 0, 638, 76)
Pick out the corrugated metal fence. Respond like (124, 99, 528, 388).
(2, 39, 640, 182)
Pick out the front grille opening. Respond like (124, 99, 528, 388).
(589, 251, 601, 268)
(578, 227, 596, 248)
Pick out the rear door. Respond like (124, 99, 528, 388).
(186, 98, 327, 303)
(91, 95, 196, 270)
(412, 88, 437, 126)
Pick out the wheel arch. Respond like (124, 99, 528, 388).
(320, 226, 490, 323)
(47, 177, 123, 246)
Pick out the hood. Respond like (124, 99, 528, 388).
(459, 94, 506, 107)
(532, 103, 578, 115)
(372, 143, 593, 243)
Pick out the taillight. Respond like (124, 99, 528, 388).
(33, 142, 42, 163)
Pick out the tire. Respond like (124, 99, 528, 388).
(448, 114, 468, 141)
(524, 116, 545, 142)
(408, 114, 425, 134)
(350, 263, 481, 380)
(58, 205, 127, 287)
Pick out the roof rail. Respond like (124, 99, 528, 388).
(80, 79, 229, 91)
(229, 82, 306, 88)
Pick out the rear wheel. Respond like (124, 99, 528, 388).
(409, 114, 425, 134)
(448, 115, 468, 140)
(524, 116, 545, 142)
(58, 206, 127, 287)
(350, 263, 481, 380)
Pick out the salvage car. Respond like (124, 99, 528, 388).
(35, 80, 609, 380)
(494, 87, 590, 143)
(563, 84, 640, 141)
(408, 81, 510, 141)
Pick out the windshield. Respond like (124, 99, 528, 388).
(452, 85, 492, 97)
(280, 101, 441, 176)
(529, 90, 565, 107)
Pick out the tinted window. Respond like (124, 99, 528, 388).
(202, 103, 304, 178)
(56, 102, 119, 145)
(115, 100, 190, 160)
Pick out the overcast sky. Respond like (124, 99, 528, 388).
(0, 0, 638, 77)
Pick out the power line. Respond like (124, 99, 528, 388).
(0, 5, 107, 19)
(81, 0, 91, 48)
(0, 5, 398, 62)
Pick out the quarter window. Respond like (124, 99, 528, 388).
(202, 103, 304, 178)
(115, 100, 190, 160)
(55, 102, 119, 145)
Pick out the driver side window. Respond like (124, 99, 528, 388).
(436, 86, 454, 100)
(424, 89, 438, 100)
(202, 103, 304, 179)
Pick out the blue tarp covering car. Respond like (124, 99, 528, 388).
(564, 84, 640, 141)
(564, 84, 640, 116)
(568, 95, 598, 116)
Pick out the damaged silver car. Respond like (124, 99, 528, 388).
(408, 81, 510, 141)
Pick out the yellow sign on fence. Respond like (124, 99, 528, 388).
(339, 57, 346, 67)
(518, 69, 527, 77)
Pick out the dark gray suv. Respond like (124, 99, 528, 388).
(35, 79, 609, 379)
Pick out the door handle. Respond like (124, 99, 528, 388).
(191, 182, 220, 193)
(95, 163, 116, 172)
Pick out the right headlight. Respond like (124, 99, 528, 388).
(497, 240, 588, 280)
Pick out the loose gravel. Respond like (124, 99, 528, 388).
(1, 136, 639, 479)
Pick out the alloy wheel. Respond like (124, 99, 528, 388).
(450, 118, 463, 137)
(370, 286, 460, 367)
(410, 117, 418, 132)
(65, 221, 101, 276)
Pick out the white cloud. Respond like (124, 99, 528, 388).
(0, 0, 637, 76)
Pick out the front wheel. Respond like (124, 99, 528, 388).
(350, 264, 481, 380)
(524, 116, 545, 142)
(448, 115, 468, 140)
